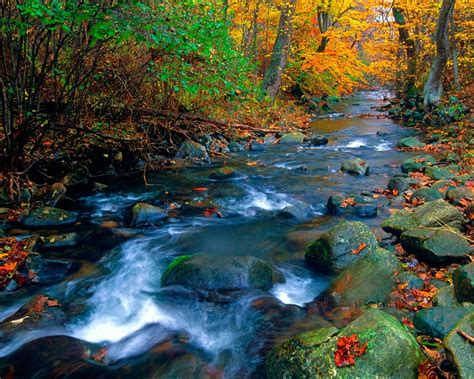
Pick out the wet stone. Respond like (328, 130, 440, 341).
(22, 207, 78, 228)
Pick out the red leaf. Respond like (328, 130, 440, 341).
(193, 187, 208, 192)
(334, 334, 368, 368)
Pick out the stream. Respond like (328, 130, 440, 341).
(0, 91, 421, 378)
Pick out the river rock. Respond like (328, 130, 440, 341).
(340, 158, 370, 176)
(131, 202, 167, 227)
(400, 227, 472, 265)
(446, 186, 473, 206)
(32, 183, 67, 207)
(25, 256, 71, 284)
(327, 195, 377, 217)
(453, 262, 474, 303)
(0, 294, 66, 339)
(397, 136, 425, 149)
(433, 285, 459, 307)
(318, 248, 401, 307)
(414, 199, 465, 229)
(431, 180, 454, 196)
(279, 202, 313, 221)
(266, 309, 424, 379)
(279, 132, 305, 144)
(425, 165, 459, 181)
(250, 140, 266, 151)
(228, 141, 243, 152)
(264, 134, 277, 144)
(398, 271, 424, 289)
(22, 207, 77, 228)
(309, 134, 329, 146)
(176, 140, 210, 162)
(382, 199, 465, 236)
(387, 175, 419, 193)
(411, 187, 443, 202)
(197, 134, 213, 148)
(444, 311, 474, 378)
(160, 254, 274, 291)
(40, 232, 80, 249)
(414, 307, 471, 339)
(305, 221, 378, 273)
(209, 167, 236, 180)
(401, 155, 436, 173)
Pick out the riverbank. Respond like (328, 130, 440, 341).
(0, 91, 472, 378)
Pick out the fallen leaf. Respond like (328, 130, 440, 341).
(334, 334, 368, 368)
(351, 243, 367, 255)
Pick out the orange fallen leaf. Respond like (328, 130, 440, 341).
(351, 243, 367, 255)
(193, 187, 208, 192)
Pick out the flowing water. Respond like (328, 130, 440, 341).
(0, 91, 421, 377)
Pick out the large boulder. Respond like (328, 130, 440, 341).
(305, 221, 378, 273)
(414, 307, 471, 339)
(382, 200, 465, 236)
(400, 227, 472, 265)
(176, 140, 210, 162)
(266, 309, 424, 378)
(453, 262, 474, 303)
(22, 207, 77, 228)
(444, 311, 474, 378)
(318, 248, 402, 307)
(131, 202, 167, 227)
(279, 132, 305, 144)
(160, 254, 274, 291)
(340, 158, 370, 176)
(397, 136, 425, 149)
(401, 155, 436, 173)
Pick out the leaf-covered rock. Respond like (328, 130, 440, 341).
(22, 207, 78, 228)
(401, 155, 436, 173)
(266, 309, 424, 378)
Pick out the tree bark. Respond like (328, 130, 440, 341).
(450, 10, 460, 91)
(423, 0, 456, 106)
(392, 7, 417, 96)
(261, 0, 296, 100)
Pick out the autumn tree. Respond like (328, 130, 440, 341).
(423, 0, 456, 106)
(262, 0, 297, 100)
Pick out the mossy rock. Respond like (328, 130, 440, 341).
(400, 227, 472, 265)
(411, 187, 443, 202)
(318, 248, 402, 307)
(414, 306, 471, 339)
(453, 262, 474, 303)
(413, 199, 465, 230)
(444, 311, 474, 378)
(305, 221, 378, 273)
(266, 309, 424, 378)
(381, 209, 417, 235)
(160, 254, 274, 291)
(425, 165, 459, 181)
(433, 285, 459, 307)
(340, 158, 370, 176)
(401, 155, 436, 173)
(131, 202, 167, 227)
(387, 175, 419, 193)
(397, 137, 425, 149)
(22, 207, 77, 228)
(279, 132, 305, 144)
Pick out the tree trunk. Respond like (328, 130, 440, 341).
(392, 7, 416, 96)
(261, 0, 296, 100)
(423, 0, 456, 106)
(316, 11, 331, 52)
(450, 10, 461, 91)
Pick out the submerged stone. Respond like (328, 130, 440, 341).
(131, 202, 167, 227)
